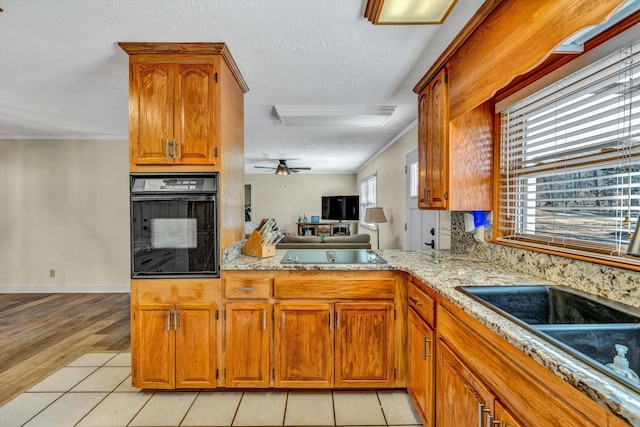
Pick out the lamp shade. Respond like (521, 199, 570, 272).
(365, 207, 387, 224)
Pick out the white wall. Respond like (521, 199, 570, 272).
(244, 173, 357, 236)
(0, 139, 130, 292)
(357, 126, 418, 249)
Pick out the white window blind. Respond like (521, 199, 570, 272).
(360, 173, 377, 226)
(499, 38, 640, 266)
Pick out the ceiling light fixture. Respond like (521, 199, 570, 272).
(273, 105, 396, 127)
(275, 163, 290, 175)
(364, 0, 457, 25)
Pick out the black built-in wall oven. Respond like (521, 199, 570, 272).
(130, 173, 219, 278)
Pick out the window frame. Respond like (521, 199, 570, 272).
(359, 173, 377, 230)
(495, 33, 640, 270)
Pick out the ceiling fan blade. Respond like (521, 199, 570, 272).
(289, 167, 312, 171)
(254, 166, 276, 169)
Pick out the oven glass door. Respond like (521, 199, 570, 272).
(131, 195, 218, 277)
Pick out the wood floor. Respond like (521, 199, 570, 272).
(0, 293, 130, 406)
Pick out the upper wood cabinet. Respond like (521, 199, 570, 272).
(130, 62, 217, 167)
(417, 67, 493, 211)
(119, 43, 249, 173)
(418, 67, 448, 210)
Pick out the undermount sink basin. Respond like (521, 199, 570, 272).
(457, 285, 640, 392)
(457, 285, 640, 325)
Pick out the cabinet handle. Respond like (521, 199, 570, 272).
(165, 138, 170, 158)
(167, 310, 171, 331)
(486, 413, 500, 426)
(422, 336, 432, 360)
(172, 139, 177, 159)
(174, 310, 179, 330)
(263, 309, 267, 330)
(329, 311, 333, 331)
(336, 310, 341, 330)
(410, 296, 423, 306)
(477, 403, 485, 427)
(236, 286, 256, 291)
(422, 188, 427, 203)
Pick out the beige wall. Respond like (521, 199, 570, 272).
(0, 139, 130, 291)
(244, 173, 358, 236)
(357, 126, 418, 249)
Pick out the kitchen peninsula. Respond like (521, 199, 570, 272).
(222, 248, 640, 427)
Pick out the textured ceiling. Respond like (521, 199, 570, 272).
(0, 0, 484, 173)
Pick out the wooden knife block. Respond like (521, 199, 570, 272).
(242, 230, 276, 258)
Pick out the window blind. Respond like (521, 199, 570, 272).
(499, 38, 640, 266)
(360, 173, 377, 225)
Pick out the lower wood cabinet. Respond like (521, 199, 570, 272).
(335, 302, 394, 387)
(274, 303, 334, 388)
(273, 301, 395, 388)
(408, 309, 435, 426)
(133, 302, 216, 389)
(225, 302, 271, 387)
(437, 300, 615, 427)
(436, 340, 498, 427)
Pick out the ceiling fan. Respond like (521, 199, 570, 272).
(254, 159, 311, 175)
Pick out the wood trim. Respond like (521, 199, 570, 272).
(447, 0, 625, 119)
(118, 42, 249, 93)
(413, 0, 503, 93)
(495, 10, 640, 103)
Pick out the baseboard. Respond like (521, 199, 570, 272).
(0, 284, 130, 293)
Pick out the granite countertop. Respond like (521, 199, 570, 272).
(223, 248, 640, 426)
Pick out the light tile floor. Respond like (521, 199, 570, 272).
(0, 353, 422, 427)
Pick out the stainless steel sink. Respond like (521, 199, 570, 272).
(457, 285, 640, 392)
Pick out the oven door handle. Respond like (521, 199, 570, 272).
(131, 195, 216, 202)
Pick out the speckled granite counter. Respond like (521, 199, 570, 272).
(223, 248, 640, 426)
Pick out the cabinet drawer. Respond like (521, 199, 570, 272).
(225, 277, 271, 299)
(408, 282, 435, 327)
(274, 279, 394, 300)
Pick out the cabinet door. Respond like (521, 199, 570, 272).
(418, 67, 448, 210)
(409, 310, 435, 425)
(274, 303, 333, 388)
(175, 303, 216, 388)
(225, 302, 270, 387)
(133, 304, 175, 389)
(130, 63, 174, 165)
(494, 400, 525, 427)
(174, 64, 217, 165)
(436, 340, 494, 427)
(335, 302, 394, 388)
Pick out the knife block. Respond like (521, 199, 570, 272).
(242, 230, 276, 258)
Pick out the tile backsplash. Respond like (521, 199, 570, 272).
(450, 212, 640, 308)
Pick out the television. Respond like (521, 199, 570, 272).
(321, 195, 359, 221)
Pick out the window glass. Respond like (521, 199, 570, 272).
(410, 161, 418, 198)
(360, 173, 377, 226)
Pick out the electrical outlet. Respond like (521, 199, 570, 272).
(49, 269, 55, 278)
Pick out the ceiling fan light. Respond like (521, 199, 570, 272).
(275, 164, 290, 175)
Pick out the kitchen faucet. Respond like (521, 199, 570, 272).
(627, 215, 640, 257)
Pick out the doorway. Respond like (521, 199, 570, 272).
(405, 149, 443, 250)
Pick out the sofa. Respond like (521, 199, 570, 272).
(275, 234, 371, 249)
